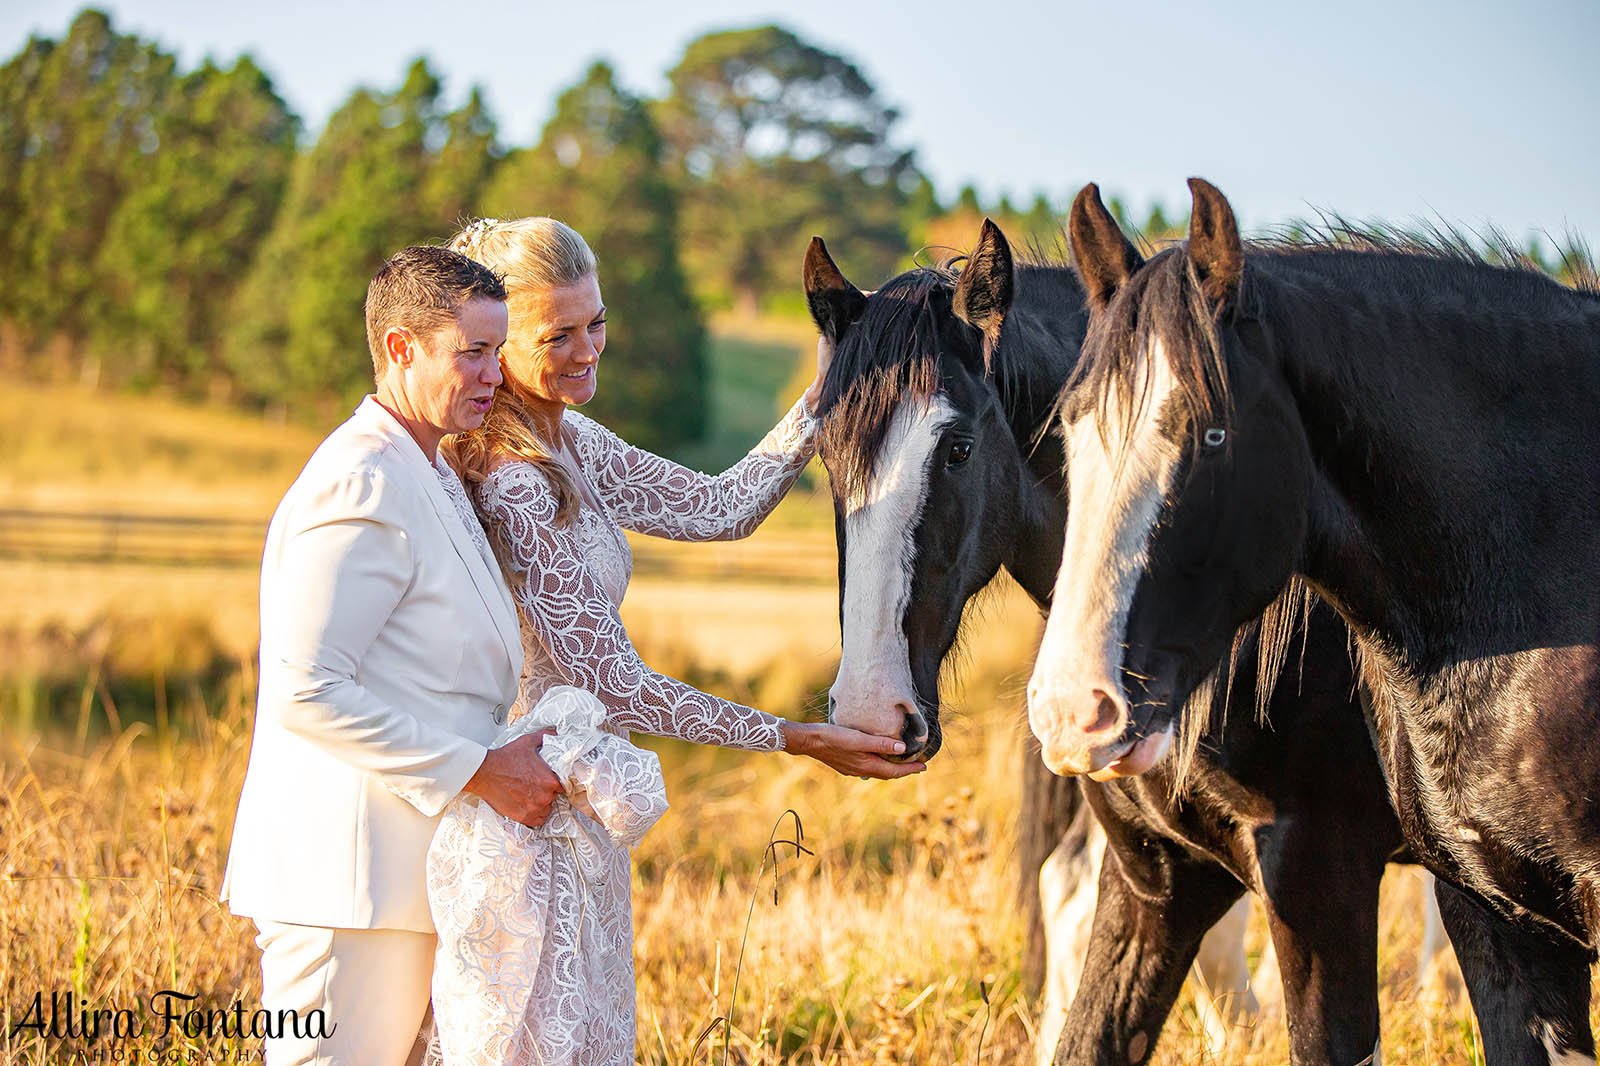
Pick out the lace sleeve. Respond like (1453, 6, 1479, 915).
(481, 463, 786, 751)
(569, 398, 818, 541)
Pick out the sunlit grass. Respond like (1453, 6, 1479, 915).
(0, 355, 1563, 1065)
(0, 639, 1509, 1066)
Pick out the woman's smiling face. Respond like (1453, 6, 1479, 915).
(503, 274, 606, 408)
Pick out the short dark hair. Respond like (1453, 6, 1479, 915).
(365, 246, 507, 383)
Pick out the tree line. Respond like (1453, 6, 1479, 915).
(1, 10, 1589, 453)
(0, 11, 1098, 450)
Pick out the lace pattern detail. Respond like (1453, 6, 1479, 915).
(433, 452, 496, 564)
(423, 687, 666, 1066)
(428, 401, 816, 1064)
(478, 465, 787, 753)
(568, 396, 818, 541)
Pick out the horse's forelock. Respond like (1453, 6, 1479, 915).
(1070, 249, 1234, 462)
(818, 268, 957, 500)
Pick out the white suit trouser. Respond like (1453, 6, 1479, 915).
(254, 920, 435, 1066)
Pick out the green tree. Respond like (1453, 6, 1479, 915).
(93, 56, 297, 393)
(422, 87, 498, 227)
(1025, 194, 1058, 239)
(1141, 202, 1184, 242)
(223, 58, 498, 411)
(657, 26, 919, 309)
(0, 10, 176, 378)
(484, 62, 707, 454)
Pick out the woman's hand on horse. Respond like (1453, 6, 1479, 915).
(804, 335, 835, 412)
(804, 291, 872, 412)
(463, 728, 567, 827)
(782, 720, 927, 779)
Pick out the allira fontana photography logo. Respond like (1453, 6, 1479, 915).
(8, 989, 335, 1044)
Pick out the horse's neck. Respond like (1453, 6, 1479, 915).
(1002, 268, 1085, 449)
(1265, 262, 1600, 674)
(1006, 472, 1067, 608)
(994, 277, 1080, 608)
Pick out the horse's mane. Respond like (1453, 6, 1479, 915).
(1064, 246, 1235, 459)
(1253, 215, 1600, 295)
(1068, 218, 1600, 459)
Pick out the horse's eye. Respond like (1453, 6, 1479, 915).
(947, 440, 973, 467)
(1202, 428, 1227, 448)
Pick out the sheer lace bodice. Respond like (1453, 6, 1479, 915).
(423, 396, 819, 1066)
(478, 396, 820, 753)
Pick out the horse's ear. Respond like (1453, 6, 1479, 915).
(952, 218, 1015, 346)
(1068, 182, 1144, 310)
(1186, 177, 1244, 310)
(804, 236, 867, 344)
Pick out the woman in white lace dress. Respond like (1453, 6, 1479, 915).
(427, 216, 925, 1066)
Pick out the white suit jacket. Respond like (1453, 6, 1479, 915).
(223, 397, 523, 932)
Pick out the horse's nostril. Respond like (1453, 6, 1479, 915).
(827, 695, 838, 722)
(1086, 689, 1122, 735)
(901, 715, 929, 748)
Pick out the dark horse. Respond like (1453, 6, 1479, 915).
(805, 227, 1410, 1065)
(1035, 178, 1600, 1064)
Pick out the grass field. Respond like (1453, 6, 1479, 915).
(0, 328, 1554, 1064)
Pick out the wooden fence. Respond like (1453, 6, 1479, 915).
(0, 507, 265, 567)
(0, 506, 837, 584)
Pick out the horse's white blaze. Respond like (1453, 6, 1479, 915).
(830, 396, 953, 738)
(1029, 339, 1182, 772)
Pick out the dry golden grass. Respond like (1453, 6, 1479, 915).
(0, 645, 1506, 1066)
(0, 373, 1576, 1065)
(0, 380, 327, 519)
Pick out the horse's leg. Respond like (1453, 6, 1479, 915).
(1433, 878, 1595, 1066)
(1051, 847, 1244, 1066)
(1036, 817, 1106, 1066)
(1248, 923, 1285, 1020)
(1021, 748, 1089, 994)
(1258, 830, 1383, 1066)
(1414, 869, 1465, 1004)
(1188, 895, 1260, 1056)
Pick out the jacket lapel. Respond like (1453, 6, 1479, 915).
(355, 398, 522, 671)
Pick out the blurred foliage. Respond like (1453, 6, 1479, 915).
(97, 56, 298, 394)
(0, 9, 1591, 450)
(486, 63, 706, 454)
(0, 11, 177, 367)
(656, 25, 920, 312)
(221, 57, 496, 414)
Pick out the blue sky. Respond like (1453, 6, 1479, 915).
(6, 0, 1598, 247)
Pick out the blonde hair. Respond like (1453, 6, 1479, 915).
(444, 217, 599, 550)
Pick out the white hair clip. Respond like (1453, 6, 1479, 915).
(457, 217, 501, 250)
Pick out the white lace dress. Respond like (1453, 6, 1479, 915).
(424, 398, 819, 1066)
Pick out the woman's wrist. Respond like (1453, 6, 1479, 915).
(780, 719, 814, 756)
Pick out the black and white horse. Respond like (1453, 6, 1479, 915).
(805, 227, 1444, 1065)
(1034, 179, 1600, 1064)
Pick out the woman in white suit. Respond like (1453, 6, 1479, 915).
(224, 247, 567, 1066)
(424, 217, 922, 1065)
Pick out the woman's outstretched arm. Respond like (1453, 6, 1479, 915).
(483, 462, 786, 747)
(479, 462, 921, 779)
(572, 339, 833, 542)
